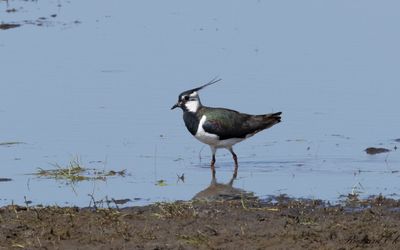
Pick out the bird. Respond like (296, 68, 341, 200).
(171, 78, 282, 178)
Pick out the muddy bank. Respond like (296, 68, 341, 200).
(1, 196, 400, 249)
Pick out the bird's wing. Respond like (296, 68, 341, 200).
(202, 108, 282, 140)
(201, 108, 252, 140)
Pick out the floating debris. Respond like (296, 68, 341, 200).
(156, 180, 167, 186)
(0, 23, 21, 30)
(331, 134, 350, 139)
(0, 141, 25, 147)
(89, 160, 103, 164)
(365, 147, 390, 155)
(286, 139, 306, 142)
(105, 170, 126, 177)
(1, 17, 81, 30)
(6, 8, 18, 13)
(0, 178, 12, 182)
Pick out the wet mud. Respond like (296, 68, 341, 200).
(1, 196, 400, 249)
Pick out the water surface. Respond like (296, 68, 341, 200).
(1, 0, 399, 206)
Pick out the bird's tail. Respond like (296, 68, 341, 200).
(255, 112, 282, 130)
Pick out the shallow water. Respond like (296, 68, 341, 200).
(1, 0, 400, 207)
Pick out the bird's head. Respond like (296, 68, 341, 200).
(171, 77, 221, 113)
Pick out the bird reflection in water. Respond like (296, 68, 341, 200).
(192, 171, 256, 202)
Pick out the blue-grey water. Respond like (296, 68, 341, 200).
(1, 0, 399, 207)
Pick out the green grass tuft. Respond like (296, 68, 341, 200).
(35, 157, 126, 183)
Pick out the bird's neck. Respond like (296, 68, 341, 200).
(183, 111, 200, 136)
(184, 99, 202, 113)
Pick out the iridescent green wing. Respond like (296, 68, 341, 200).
(201, 108, 252, 140)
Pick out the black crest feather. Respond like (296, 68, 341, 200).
(190, 77, 221, 93)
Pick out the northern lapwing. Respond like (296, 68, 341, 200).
(171, 78, 282, 177)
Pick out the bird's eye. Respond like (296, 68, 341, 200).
(184, 96, 190, 101)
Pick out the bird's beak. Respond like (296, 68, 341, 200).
(171, 103, 179, 110)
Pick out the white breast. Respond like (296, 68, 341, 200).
(194, 115, 244, 148)
(195, 115, 219, 145)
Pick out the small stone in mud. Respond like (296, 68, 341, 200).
(365, 147, 390, 155)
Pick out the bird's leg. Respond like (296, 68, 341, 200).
(228, 147, 238, 179)
(228, 176, 235, 186)
(210, 154, 216, 178)
(210, 146, 217, 178)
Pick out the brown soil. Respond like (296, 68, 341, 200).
(1, 195, 400, 249)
